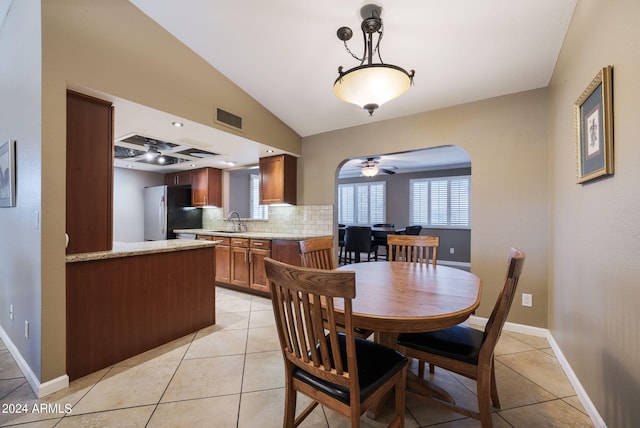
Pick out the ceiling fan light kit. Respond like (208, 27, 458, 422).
(334, 4, 414, 116)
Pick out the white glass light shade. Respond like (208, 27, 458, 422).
(334, 64, 412, 113)
(361, 166, 379, 177)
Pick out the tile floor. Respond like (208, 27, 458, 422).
(0, 287, 594, 427)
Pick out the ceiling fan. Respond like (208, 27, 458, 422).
(359, 157, 397, 177)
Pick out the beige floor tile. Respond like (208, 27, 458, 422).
(498, 349, 576, 398)
(246, 326, 280, 353)
(71, 361, 179, 415)
(495, 333, 536, 355)
(57, 405, 155, 427)
(161, 355, 243, 402)
(239, 388, 328, 428)
(0, 352, 24, 380)
(499, 399, 595, 427)
(0, 382, 69, 426)
(248, 310, 276, 329)
(214, 311, 250, 330)
(504, 331, 550, 349)
(115, 333, 194, 367)
(242, 350, 284, 392)
(216, 298, 252, 313)
(0, 378, 26, 400)
(2, 419, 61, 428)
(250, 296, 273, 312)
(450, 359, 557, 410)
(563, 395, 590, 415)
(148, 395, 240, 428)
(184, 328, 247, 359)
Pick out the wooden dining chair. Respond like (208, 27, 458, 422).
(264, 258, 408, 428)
(387, 234, 439, 266)
(299, 236, 336, 269)
(298, 237, 374, 340)
(397, 248, 526, 428)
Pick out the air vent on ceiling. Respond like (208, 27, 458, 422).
(216, 108, 242, 130)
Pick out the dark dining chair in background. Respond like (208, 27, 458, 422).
(265, 258, 408, 428)
(344, 226, 378, 263)
(338, 224, 346, 265)
(404, 225, 423, 235)
(372, 223, 395, 260)
(397, 248, 526, 428)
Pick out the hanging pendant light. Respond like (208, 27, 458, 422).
(334, 5, 415, 116)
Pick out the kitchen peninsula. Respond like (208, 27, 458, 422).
(65, 239, 217, 380)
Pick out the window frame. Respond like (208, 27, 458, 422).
(409, 175, 471, 229)
(338, 181, 386, 225)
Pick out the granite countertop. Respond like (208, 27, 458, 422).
(175, 229, 332, 241)
(66, 239, 217, 263)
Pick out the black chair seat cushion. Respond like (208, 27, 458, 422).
(293, 333, 408, 405)
(397, 325, 484, 365)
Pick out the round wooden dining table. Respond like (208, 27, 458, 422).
(335, 261, 482, 335)
(336, 261, 482, 408)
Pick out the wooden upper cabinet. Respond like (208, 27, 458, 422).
(191, 167, 222, 207)
(165, 170, 192, 187)
(259, 154, 297, 205)
(66, 90, 113, 254)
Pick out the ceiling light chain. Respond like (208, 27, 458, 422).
(333, 4, 415, 116)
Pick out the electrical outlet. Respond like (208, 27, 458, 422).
(9, 305, 13, 321)
(25, 320, 29, 338)
(449, 247, 455, 254)
(522, 293, 533, 307)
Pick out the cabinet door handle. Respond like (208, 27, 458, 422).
(253, 242, 263, 246)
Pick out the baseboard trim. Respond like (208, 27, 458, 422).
(0, 326, 68, 398)
(468, 316, 606, 427)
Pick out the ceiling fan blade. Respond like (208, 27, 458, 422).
(381, 168, 396, 175)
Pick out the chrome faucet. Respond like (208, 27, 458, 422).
(228, 211, 242, 232)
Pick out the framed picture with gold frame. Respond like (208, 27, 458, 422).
(575, 65, 614, 184)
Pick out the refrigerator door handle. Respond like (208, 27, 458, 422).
(159, 196, 166, 235)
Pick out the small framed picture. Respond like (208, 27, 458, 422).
(0, 139, 16, 207)
(575, 65, 614, 184)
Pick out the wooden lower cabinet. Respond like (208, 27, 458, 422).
(249, 240, 271, 293)
(214, 237, 277, 294)
(230, 239, 250, 287)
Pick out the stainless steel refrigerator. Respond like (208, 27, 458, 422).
(143, 185, 203, 240)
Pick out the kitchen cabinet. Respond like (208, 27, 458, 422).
(230, 238, 250, 287)
(191, 167, 222, 207)
(66, 90, 113, 254)
(259, 154, 297, 205)
(213, 236, 273, 293)
(165, 170, 192, 187)
(213, 237, 231, 284)
(249, 239, 271, 293)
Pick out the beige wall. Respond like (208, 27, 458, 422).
(301, 89, 550, 327)
(548, 1, 640, 425)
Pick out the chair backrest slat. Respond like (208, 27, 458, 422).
(480, 248, 526, 359)
(387, 234, 439, 266)
(299, 237, 336, 270)
(265, 258, 357, 389)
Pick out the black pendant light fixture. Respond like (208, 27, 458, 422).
(334, 4, 415, 116)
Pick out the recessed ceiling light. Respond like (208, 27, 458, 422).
(172, 121, 184, 128)
(190, 164, 197, 167)
(266, 149, 274, 153)
(226, 161, 236, 166)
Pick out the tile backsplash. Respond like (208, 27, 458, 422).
(202, 205, 334, 236)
